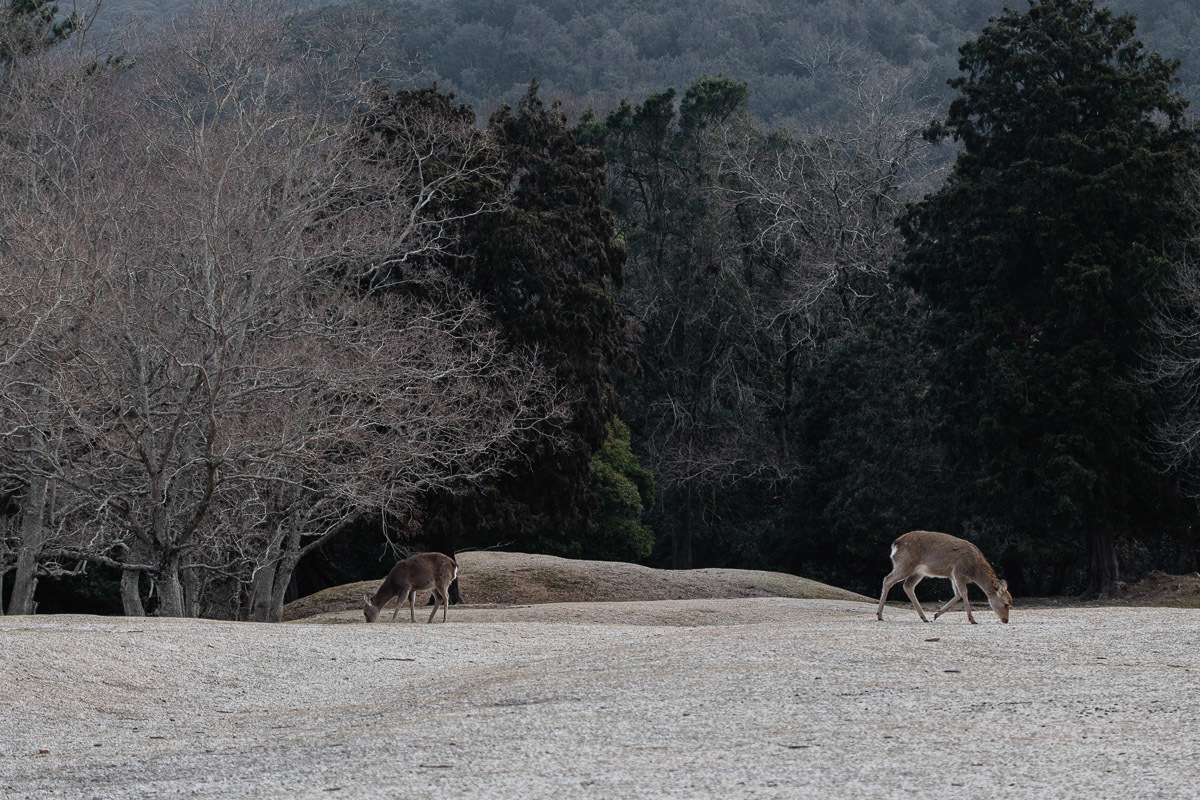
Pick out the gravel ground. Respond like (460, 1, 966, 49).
(2, 599, 1198, 799)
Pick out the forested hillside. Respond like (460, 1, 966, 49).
(5, 0, 1200, 618)
(93, 1, 1200, 124)
(332, 0, 1199, 123)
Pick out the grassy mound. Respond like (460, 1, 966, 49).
(283, 550, 869, 622)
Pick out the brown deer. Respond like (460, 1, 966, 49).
(363, 552, 458, 623)
(875, 530, 1011, 624)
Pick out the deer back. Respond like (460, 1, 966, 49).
(367, 552, 456, 609)
(891, 530, 997, 584)
(386, 552, 456, 592)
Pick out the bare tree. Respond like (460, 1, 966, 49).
(716, 65, 939, 354)
(694, 65, 939, 484)
(226, 288, 564, 622)
(0, 20, 119, 613)
(0, 0, 563, 617)
(605, 68, 939, 567)
(1144, 216, 1200, 494)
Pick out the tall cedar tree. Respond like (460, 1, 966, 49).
(358, 82, 627, 565)
(897, 0, 1200, 596)
(458, 82, 627, 556)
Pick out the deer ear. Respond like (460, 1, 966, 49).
(362, 594, 371, 606)
(997, 580, 1008, 593)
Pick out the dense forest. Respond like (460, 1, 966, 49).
(3, 0, 1200, 619)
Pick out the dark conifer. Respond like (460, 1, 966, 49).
(898, 0, 1200, 596)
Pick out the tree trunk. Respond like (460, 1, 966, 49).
(673, 493, 693, 570)
(1082, 528, 1119, 599)
(155, 553, 186, 617)
(181, 566, 201, 618)
(779, 318, 795, 461)
(121, 568, 146, 616)
(253, 522, 309, 623)
(8, 475, 49, 615)
(263, 554, 301, 623)
(249, 561, 278, 622)
(249, 552, 300, 624)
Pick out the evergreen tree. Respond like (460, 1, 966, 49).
(469, 81, 627, 445)
(582, 419, 656, 563)
(897, 0, 1200, 595)
(360, 82, 630, 563)
(452, 82, 630, 557)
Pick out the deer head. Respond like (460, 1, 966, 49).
(363, 594, 381, 623)
(987, 579, 1012, 623)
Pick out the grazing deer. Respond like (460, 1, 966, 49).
(363, 552, 458, 624)
(876, 530, 1011, 624)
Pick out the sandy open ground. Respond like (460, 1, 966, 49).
(2, 598, 1198, 799)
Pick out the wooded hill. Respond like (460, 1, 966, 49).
(319, 0, 1200, 124)
(94, 1, 1200, 125)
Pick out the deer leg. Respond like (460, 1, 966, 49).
(441, 587, 450, 622)
(876, 571, 904, 620)
(390, 592, 403, 622)
(957, 579, 977, 624)
(902, 575, 929, 622)
(408, 590, 418, 623)
(933, 585, 964, 620)
(426, 590, 442, 624)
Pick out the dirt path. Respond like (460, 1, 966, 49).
(2, 598, 1198, 799)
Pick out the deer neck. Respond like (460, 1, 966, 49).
(370, 583, 399, 609)
(973, 561, 1000, 595)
